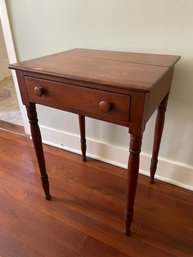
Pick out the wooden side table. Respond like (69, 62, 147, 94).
(9, 48, 180, 235)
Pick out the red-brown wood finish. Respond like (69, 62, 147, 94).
(0, 128, 193, 256)
(9, 48, 180, 235)
(125, 135, 142, 235)
(78, 114, 87, 162)
(26, 103, 51, 200)
(150, 94, 169, 184)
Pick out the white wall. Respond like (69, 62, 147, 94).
(7, 0, 193, 189)
(0, 21, 10, 80)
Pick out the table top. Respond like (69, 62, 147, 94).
(9, 48, 180, 92)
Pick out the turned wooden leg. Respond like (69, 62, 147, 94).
(78, 115, 87, 162)
(26, 103, 51, 200)
(125, 134, 142, 236)
(150, 94, 169, 184)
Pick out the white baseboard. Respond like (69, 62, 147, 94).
(40, 125, 193, 191)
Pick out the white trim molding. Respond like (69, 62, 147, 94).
(0, 0, 29, 132)
(40, 125, 193, 192)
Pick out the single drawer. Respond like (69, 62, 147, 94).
(25, 77, 130, 125)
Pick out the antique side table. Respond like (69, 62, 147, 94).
(9, 48, 180, 235)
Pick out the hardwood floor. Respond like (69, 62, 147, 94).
(0, 128, 192, 257)
(0, 120, 25, 135)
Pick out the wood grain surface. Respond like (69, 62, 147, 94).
(0, 127, 192, 257)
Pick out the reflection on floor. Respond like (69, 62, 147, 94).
(0, 76, 23, 125)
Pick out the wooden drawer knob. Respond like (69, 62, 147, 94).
(34, 86, 45, 97)
(99, 101, 111, 112)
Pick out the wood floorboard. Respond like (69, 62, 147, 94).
(0, 120, 25, 136)
(0, 129, 192, 257)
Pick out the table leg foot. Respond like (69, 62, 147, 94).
(45, 195, 52, 200)
(41, 175, 52, 200)
(150, 159, 158, 184)
(124, 210, 133, 236)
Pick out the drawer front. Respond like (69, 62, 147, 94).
(25, 77, 130, 125)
